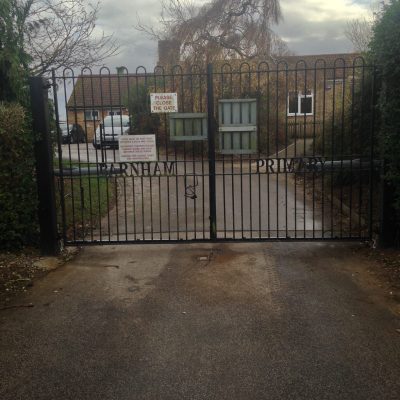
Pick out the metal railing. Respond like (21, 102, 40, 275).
(49, 57, 378, 245)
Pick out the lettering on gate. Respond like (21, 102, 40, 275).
(99, 161, 177, 177)
(254, 157, 326, 174)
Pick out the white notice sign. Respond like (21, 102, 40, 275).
(150, 93, 178, 113)
(119, 135, 157, 162)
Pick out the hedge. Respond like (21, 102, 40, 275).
(0, 103, 38, 249)
(369, 0, 400, 242)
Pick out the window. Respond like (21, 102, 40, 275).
(108, 110, 122, 116)
(103, 115, 130, 128)
(348, 76, 361, 91)
(84, 110, 99, 120)
(287, 90, 313, 116)
(325, 79, 344, 91)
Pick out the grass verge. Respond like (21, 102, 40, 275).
(55, 161, 116, 241)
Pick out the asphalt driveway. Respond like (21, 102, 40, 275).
(1, 242, 399, 399)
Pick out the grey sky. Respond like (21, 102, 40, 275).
(95, 0, 371, 71)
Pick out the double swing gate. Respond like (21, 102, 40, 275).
(52, 57, 379, 245)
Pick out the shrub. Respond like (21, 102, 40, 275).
(369, 0, 400, 238)
(0, 103, 38, 249)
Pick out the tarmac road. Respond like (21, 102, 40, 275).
(1, 242, 400, 399)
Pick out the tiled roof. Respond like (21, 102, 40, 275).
(67, 74, 147, 108)
(67, 53, 362, 109)
(273, 53, 362, 79)
(275, 53, 362, 67)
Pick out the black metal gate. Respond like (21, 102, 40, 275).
(51, 57, 378, 245)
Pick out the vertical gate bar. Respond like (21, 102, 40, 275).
(294, 66, 298, 238)
(303, 62, 307, 238)
(67, 69, 85, 241)
(91, 70, 103, 242)
(257, 65, 262, 238)
(153, 67, 164, 240)
(135, 70, 144, 240)
(321, 62, 327, 238)
(132, 176, 137, 240)
(275, 66, 280, 238)
(284, 65, 289, 238)
(51, 70, 67, 245)
(62, 73, 76, 242)
(160, 68, 171, 239)
(161, 67, 170, 236)
(239, 68, 244, 238)
(112, 70, 119, 240)
(368, 65, 377, 239)
(171, 69, 180, 239)
(80, 72, 94, 242)
(339, 61, 346, 238)
(200, 71, 206, 239)
(330, 64, 336, 238)
(266, 69, 271, 238)
(230, 71, 235, 239)
(207, 63, 217, 240)
(146, 68, 153, 240)
(349, 62, 356, 237)
(158, 169, 162, 240)
(116, 69, 128, 241)
(231, 152, 235, 239)
(358, 64, 366, 237)
(152, 70, 162, 240)
(249, 155, 252, 238)
(99, 69, 111, 241)
(188, 69, 196, 239)
(180, 68, 189, 241)
(150, 175, 154, 240)
(247, 66, 252, 237)
(141, 176, 145, 239)
(312, 62, 317, 238)
(221, 69, 227, 238)
(123, 177, 128, 241)
(30, 77, 59, 255)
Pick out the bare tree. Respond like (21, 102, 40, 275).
(136, 0, 291, 64)
(345, 18, 373, 53)
(21, 0, 119, 75)
(345, 1, 385, 53)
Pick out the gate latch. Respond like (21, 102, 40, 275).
(185, 175, 198, 200)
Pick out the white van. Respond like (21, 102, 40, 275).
(93, 115, 130, 149)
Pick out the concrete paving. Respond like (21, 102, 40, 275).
(1, 242, 399, 399)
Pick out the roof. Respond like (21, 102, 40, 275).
(67, 73, 148, 109)
(272, 52, 362, 79)
(67, 53, 362, 109)
(275, 53, 361, 66)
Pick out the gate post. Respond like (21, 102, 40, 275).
(207, 64, 217, 240)
(30, 77, 59, 255)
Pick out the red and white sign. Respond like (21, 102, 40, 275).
(150, 93, 178, 113)
(119, 135, 157, 162)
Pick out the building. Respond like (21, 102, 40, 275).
(66, 52, 362, 149)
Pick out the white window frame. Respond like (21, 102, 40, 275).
(108, 109, 122, 116)
(325, 79, 344, 91)
(287, 90, 314, 116)
(84, 109, 99, 120)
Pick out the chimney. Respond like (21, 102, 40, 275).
(157, 40, 181, 66)
(116, 66, 127, 75)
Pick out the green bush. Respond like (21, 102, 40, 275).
(0, 103, 38, 249)
(0, 0, 30, 104)
(369, 0, 400, 234)
(126, 82, 161, 135)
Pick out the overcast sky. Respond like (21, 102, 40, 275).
(95, 0, 372, 71)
